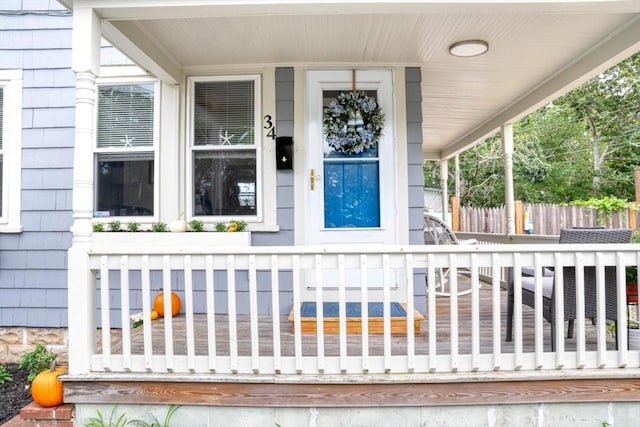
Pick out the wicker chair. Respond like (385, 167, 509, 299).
(506, 227, 632, 349)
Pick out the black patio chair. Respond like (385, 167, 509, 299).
(506, 227, 632, 350)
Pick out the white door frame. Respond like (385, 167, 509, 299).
(303, 69, 397, 249)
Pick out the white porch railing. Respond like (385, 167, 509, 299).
(71, 242, 640, 377)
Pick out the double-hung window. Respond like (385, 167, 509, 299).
(94, 80, 157, 218)
(189, 76, 259, 219)
(0, 85, 4, 217)
(0, 69, 22, 232)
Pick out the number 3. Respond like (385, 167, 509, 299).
(263, 115, 276, 140)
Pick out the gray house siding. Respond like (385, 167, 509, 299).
(1, 2, 427, 328)
(0, 1, 135, 328)
(405, 67, 427, 313)
(0, 1, 74, 328)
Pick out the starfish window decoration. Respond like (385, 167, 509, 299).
(120, 134, 135, 147)
(220, 130, 235, 145)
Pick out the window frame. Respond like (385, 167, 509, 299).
(93, 76, 160, 221)
(186, 74, 263, 223)
(0, 69, 23, 233)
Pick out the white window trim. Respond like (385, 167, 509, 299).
(93, 76, 160, 223)
(186, 74, 270, 226)
(0, 70, 23, 233)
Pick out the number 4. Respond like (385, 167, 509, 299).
(263, 115, 276, 140)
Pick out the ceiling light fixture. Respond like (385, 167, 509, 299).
(448, 40, 489, 57)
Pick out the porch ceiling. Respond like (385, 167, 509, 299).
(63, 1, 640, 160)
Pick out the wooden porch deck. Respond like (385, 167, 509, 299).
(110, 277, 616, 357)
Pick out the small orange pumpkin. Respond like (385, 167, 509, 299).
(31, 361, 65, 408)
(153, 291, 181, 317)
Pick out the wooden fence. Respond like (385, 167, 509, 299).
(458, 201, 638, 235)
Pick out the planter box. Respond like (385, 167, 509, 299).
(91, 231, 251, 250)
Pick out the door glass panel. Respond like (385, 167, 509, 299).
(322, 90, 380, 228)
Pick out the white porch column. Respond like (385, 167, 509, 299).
(68, 7, 101, 375)
(502, 123, 516, 235)
(439, 159, 448, 221)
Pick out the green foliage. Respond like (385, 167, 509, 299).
(152, 222, 167, 232)
(231, 220, 247, 232)
(129, 405, 180, 427)
(93, 223, 105, 232)
(84, 406, 128, 427)
(127, 222, 140, 232)
(572, 195, 631, 225)
(188, 219, 204, 232)
(109, 220, 121, 232)
(215, 222, 227, 232)
(0, 364, 13, 384)
(18, 344, 57, 383)
(430, 50, 640, 208)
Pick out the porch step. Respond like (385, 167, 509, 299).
(289, 302, 423, 334)
(2, 402, 76, 427)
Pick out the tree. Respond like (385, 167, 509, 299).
(558, 53, 640, 196)
(425, 51, 640, 207)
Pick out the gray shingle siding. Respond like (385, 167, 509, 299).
(0, 3, 73, 327)
(406, 67, 425, 245)
(1, 2, 427, 327)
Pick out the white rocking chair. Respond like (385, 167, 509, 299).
(423, 213, 478, 296)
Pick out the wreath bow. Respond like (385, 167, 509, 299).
(323, 91, 384, 155)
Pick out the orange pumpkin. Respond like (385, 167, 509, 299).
(153, 291, 181, 317)
(31, 362, 65, 408)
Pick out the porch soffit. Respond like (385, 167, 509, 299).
(61, 1, 640, 161)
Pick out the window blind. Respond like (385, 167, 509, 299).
(97, 83, 154, 148)
(194, 80, 255, 146)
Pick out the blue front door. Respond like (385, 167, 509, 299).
(305, 69, 396, 252)
(323, 89, 381, 229)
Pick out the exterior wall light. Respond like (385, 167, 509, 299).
(449, 40, 489, 57)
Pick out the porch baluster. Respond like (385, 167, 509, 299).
(292, 255, 303, 373)
(382, 254, 392, 373)
(205, 255, 217, 372)
(184, 255, 196, 372)
(449, 253, 459, 372)
(162, 255, 174, 372)
(315, 254, 325, 373)
(513, 254, 523, 369)
(491, 254, 502, 370)
(119, 255, 132, 371)
(271, 255, 282, 373)
(248, 255, 260, 373)
(427, 254, 437, 372)
(574, 253, 586, 368)
(405, 254, 415, 372)
(99, 255, 111, 371)
(533, 253, 544, 369)
(553, 253, 565, 368)
(360, 255, 369, 373)
(470, 253, 480, 371)
(595, 253, 607, 367)
(141, 256, 153, 371)
(227, 255, 239, 373)
(338, 254, 348, 373)
(616, 252, 628, 367)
